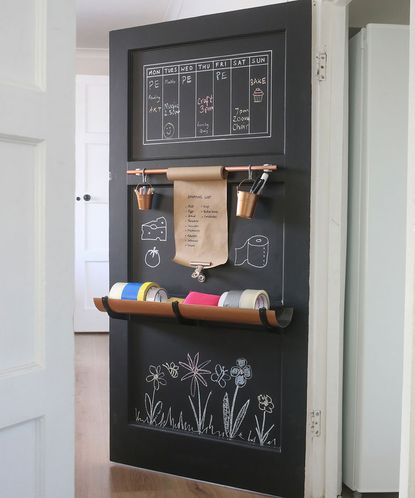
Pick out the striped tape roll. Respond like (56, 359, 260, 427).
(109, 282, 143, 301)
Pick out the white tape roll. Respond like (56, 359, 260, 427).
(239, 289, 270, 310)
(108, 282, 128, 300)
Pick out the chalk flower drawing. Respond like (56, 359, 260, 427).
(211, 364, 231, 388)
(258, 394, 274, 413)
(255, 394, 275, 446)
(230, 358, 252, 387)
(179, 353, 212, 434)
(223, 358, 252, 439)
(162, 362, 179, 378)
(136, 355, 278, 449)
(145, 365, 166, 425)
(146, 365, 167, 391)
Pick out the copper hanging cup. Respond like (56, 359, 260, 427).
(134, 169, 154, 210)
(236, 166, 257, 219)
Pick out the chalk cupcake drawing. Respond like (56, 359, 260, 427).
(135, 355, 279, 449)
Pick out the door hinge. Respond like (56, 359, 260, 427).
(310, 410, 321, 437)
(109, 171, 112, 181)
(315, 52, 327, 81)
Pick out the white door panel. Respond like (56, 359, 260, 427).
(75, 75, 109, 332)
(0, 0, 75, 497)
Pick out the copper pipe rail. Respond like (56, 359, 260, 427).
(126, 164, 277, 175)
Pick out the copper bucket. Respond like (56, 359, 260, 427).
(134, 183, 154, 210)
(236, 179, 258, 219)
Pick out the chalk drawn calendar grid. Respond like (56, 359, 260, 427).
(143, 50, 272, 145)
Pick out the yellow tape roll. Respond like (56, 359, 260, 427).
(137, 281, 159, 301)
(168, 297, 184, 303)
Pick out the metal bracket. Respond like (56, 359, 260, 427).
(310, 410, 321, 437)
(316, 52, 327, 81)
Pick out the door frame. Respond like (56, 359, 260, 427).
(306, 1, 351, 497)
(400, 1, 415, 497)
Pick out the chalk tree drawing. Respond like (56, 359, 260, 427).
(234, 235, 269, 268)
(179, 353, 212, 434)
(135, 354, 279, 449)
(141, 217, 167, 242)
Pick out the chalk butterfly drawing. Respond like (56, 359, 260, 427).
(135, 355, 278, 449)
(210, 364, 231, 388)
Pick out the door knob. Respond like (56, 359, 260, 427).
(83, 194, 91, 201)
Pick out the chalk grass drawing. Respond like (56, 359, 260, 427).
(163, 362, 179, 378)
(211, 364, 231, 388)
(141, 216, 167, 242)
(135, 355, 279, 449)
(234, 235, 269, 268)
(223, 358, 252, 439)
(255, 394, 275, 446)
(179, 353, 212, 434)
(145, 246, 161, 268)
(145, 365, 166, 425)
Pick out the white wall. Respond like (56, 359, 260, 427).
(167, 0, 294, 20)
(349, 0, 410, 27)
(76, 48, 109, 75)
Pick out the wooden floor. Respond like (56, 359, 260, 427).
(75, 333, 396, 498)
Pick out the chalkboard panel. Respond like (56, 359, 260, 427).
(130, 32, 285, 161)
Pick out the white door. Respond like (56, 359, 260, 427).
(0, 0, 75, 497)
(74, 75, 109, 332)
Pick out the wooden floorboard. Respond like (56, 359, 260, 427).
(75, 333, 265, 498)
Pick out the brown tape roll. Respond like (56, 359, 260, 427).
(166, 166, 226, 181)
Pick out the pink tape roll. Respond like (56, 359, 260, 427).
(183, 291, 220, 307)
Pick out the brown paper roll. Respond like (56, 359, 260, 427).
(167, 166, 227, 181)
(167, 166, 229, 269)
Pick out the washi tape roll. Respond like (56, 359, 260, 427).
(183, 291, 220, 307)
(146, 286, 168, 303)
(137, 281, 159, 301)
(239, 289, 270, 310)
(221, 290, 243, 308)
(109, 282, 144, 301)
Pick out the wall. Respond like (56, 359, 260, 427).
(349, 0, 410, 27)
(167, 0, 294, 20)
(76, 48, 109, 75)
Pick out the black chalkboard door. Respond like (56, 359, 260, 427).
(109, 2, 311, 497)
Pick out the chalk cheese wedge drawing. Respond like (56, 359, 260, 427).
(141, 216, 167, 242)
(234, 235, 269, 268)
